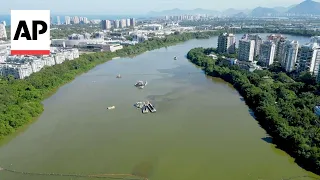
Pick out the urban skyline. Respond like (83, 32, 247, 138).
(0, 0, 312, 14)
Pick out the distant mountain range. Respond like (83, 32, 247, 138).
(147, 0, 320, 17)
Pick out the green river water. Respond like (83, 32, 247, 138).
(0, 34, 319, 180)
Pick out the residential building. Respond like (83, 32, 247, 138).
(114, 20, 120, 28)
(297, 43, 320, 77)
(126, 19, 131, 27)
(120, 19, 126, 28)
(82, 17, 89, 24)
(102, 20, 111, 30)
(65, 16, 71, 25)
(0, 24, 7, 40)
(0, 63, 33, 79)
(73, 16, 80, 24)
(130, 18, 135, 27)
(259, 41, 276, 66)
(248, 34, 262, 57)
(56, 16, 61, 25)
(238, 34, 255, 62)
(267, 34, 286, 60)
(282, 40, 299, 72)
(217, 33, 236, 54)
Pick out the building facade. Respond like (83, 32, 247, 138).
(102, 20, 111, 30)
(217, 33, 236, 54)
(56, 16, 61, 25)
(248, 34, 262, 57)
(259, 41, 276, 66)
(238, 34, 255, 62)
(126, 19, 130, 27)
(282, 40, 299, 72)
(120, 19, 126, 28)
(114, 20, 120, 29)
(130, 18, 135, 27)
(297, 43, 320, 77)
(65, 16, 71, 25)
(0, 24, 7, 40)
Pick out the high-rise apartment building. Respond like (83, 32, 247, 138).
(0, 23, 7, 40)
(238, 34, 255, 62)
(101, 20, 111, 30)
(282, 41, 299, 72)
(126, 19, 131, 27)
(65, 16, 71, 25)
(56, 16, 61, 25)
(217, 33, 236, 54)
(267, 34, 286, 60)
(119, 19, 126, 28)
(73, 16, 80, 24)
(83, 17, 89, 24)
(259, 41, 276, 66)
(130, 18, 136, 27)
(297, 43, 320, 77)
(248, 34, 262, 57)
(114, 20, 120, 28)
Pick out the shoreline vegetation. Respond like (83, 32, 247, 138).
(187, 47, 320, 175)
(0, 31, 221, 140)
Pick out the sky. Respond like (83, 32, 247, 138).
(0, 0, 312, 15)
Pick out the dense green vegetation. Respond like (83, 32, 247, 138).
(0, 31, 223, 139)
(187, 47, 320, 175)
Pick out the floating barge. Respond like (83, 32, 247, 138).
(146, 102, 156, 113)
(134, 101, 156, 114)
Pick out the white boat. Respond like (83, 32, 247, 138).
(107, 106, 115, 110)
(174, 56, 177, 60)
(116, 74, 121, 78)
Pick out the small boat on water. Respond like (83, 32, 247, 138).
(146, 102, 156, 113)
(142, 105, 149, 114)
(134, 102, 144, 109)
(107, 106, 115, 110)
(174, 56, 177, 60)
(134, 81, 147, 87)
(116, 74, 121, 78)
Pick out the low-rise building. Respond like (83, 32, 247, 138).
(102, 44, 123, 52)
(0, 63, 33, 79)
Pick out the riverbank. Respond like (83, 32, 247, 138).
(0, 31, 224, 140)
(187, 47, 320, 175)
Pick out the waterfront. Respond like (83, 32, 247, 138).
(0, 34, 318, 180)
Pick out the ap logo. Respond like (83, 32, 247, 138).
(11, 10, 50, 55)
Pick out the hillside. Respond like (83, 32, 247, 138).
(147, 8, 220, 16)
(287, 0, 320, 14)
(250, 7, 279, 16)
